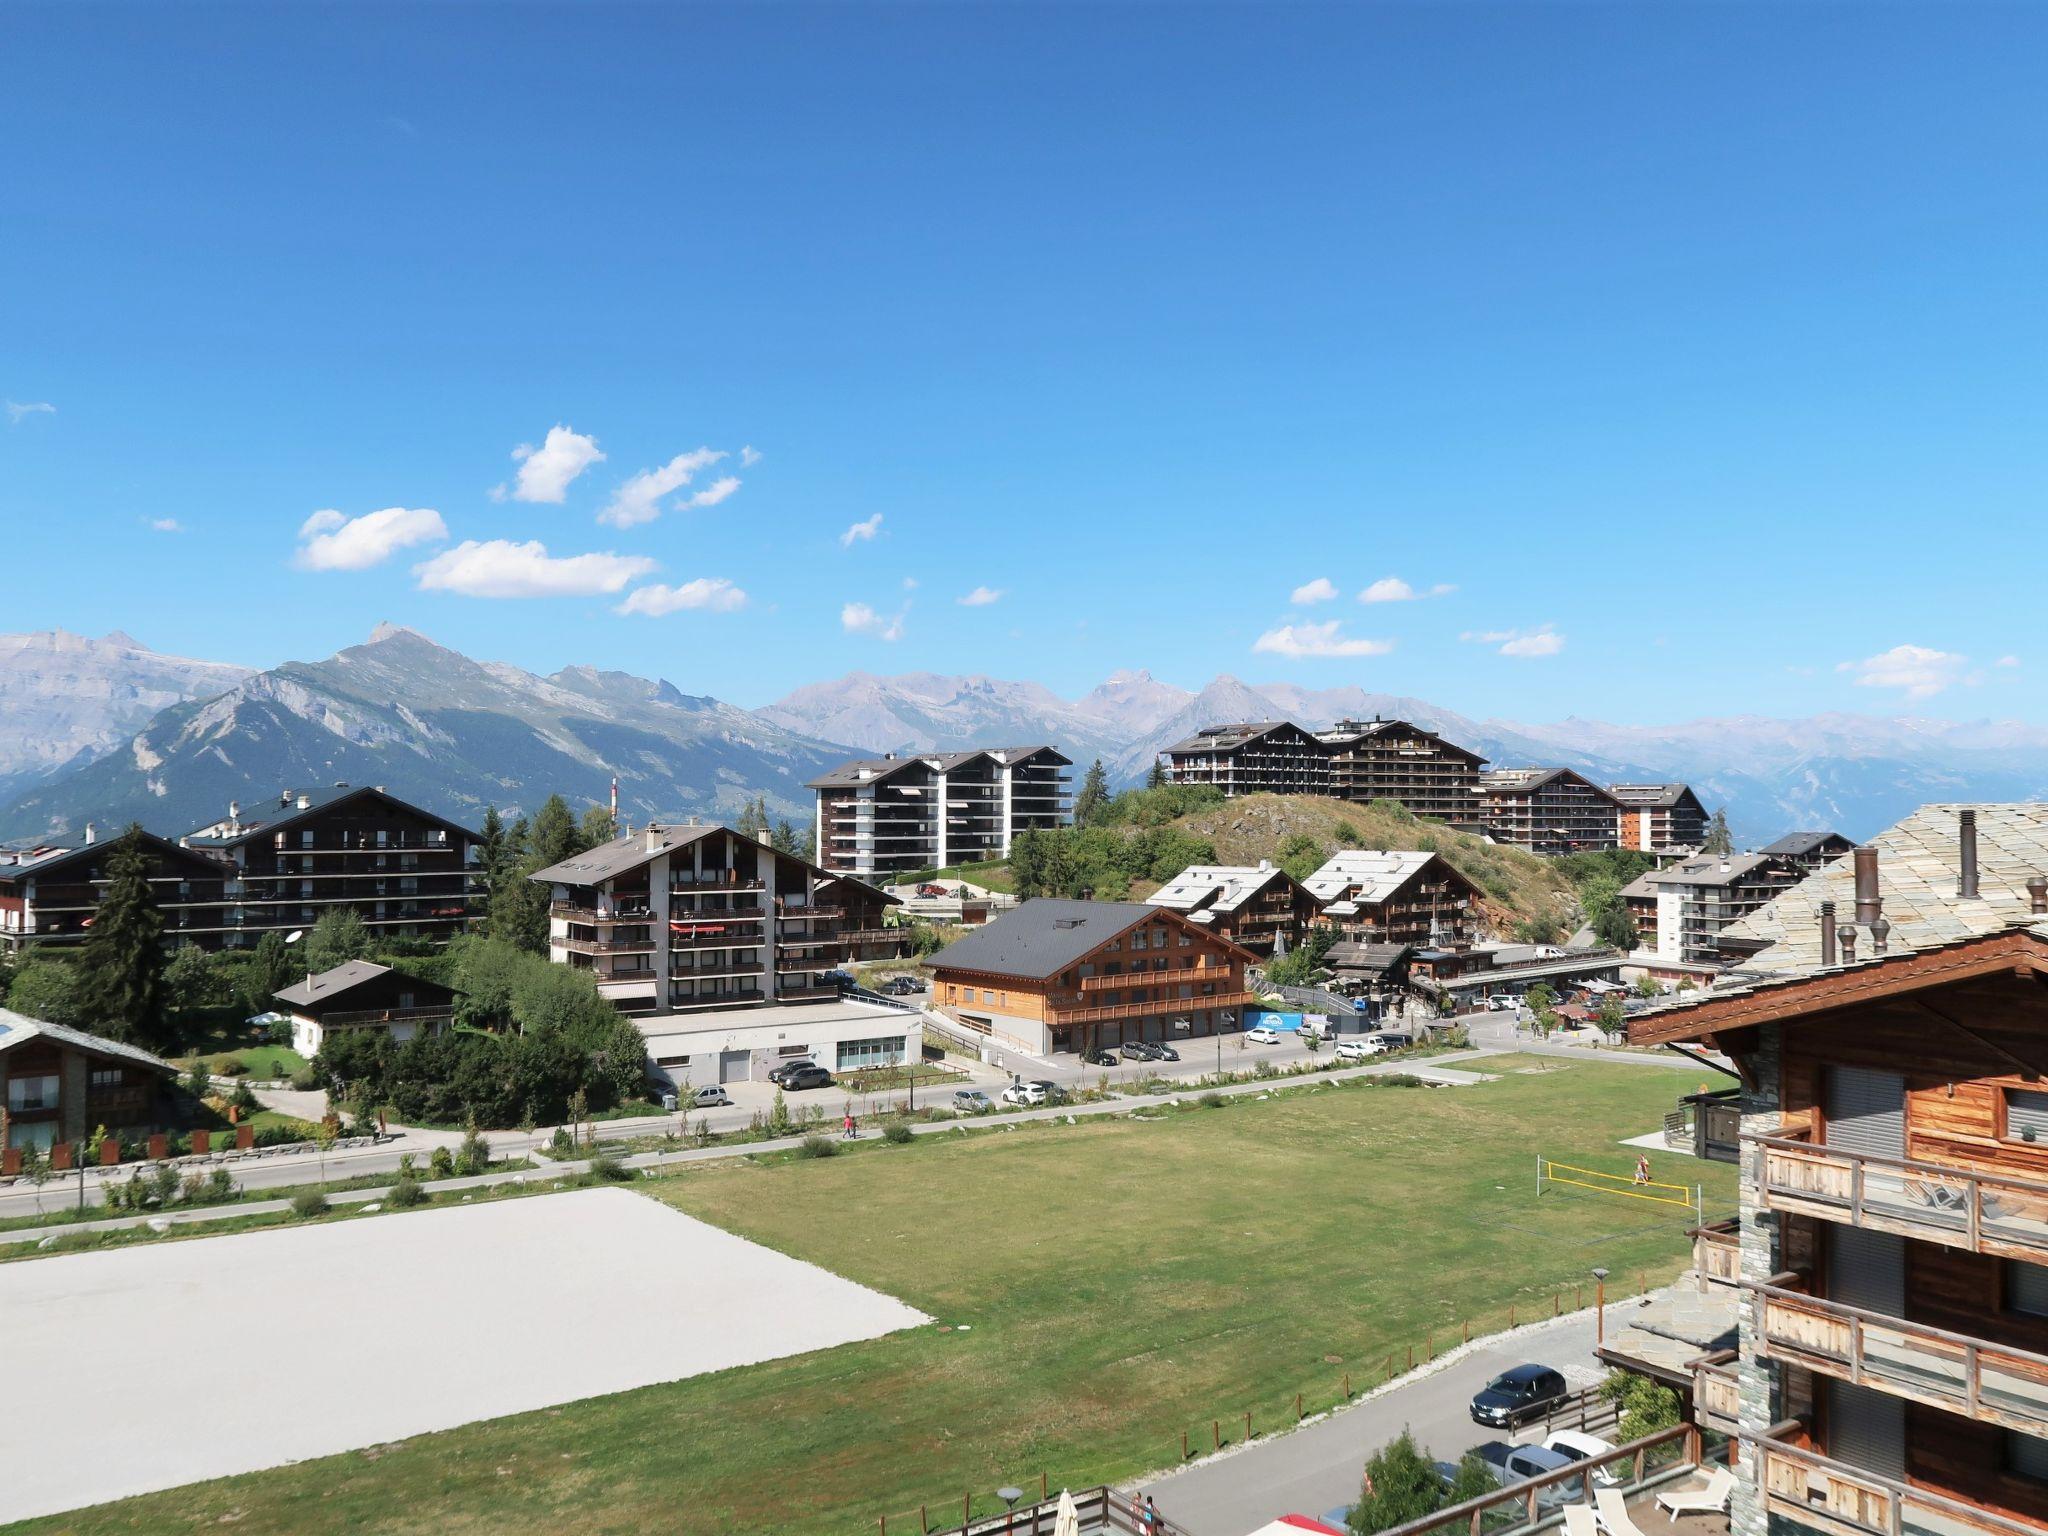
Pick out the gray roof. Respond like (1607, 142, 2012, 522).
(529, 822, 722, 886)
(932, 899, 1180, 979)
(1146, 864, 1293, 916)
(273, 959, 395, 1008)
(807, 745, 1068, 791)
(1717, 802, 2048, 975)
(1639, 852, 1782, 890)
(1163, 721, 1323, 756)
(1758, 830, 1852, 859)
(0, 1008, 178, 1076)
(184, 784, 475, 848)
(1479, 767, 1614, 799)
(1607, 783, 1701, 809)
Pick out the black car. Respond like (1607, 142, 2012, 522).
(767, 1059, 817, 1086)
(781, 1064, 836, 1091)
(883, 975, 926, 996)
(1082, 1048, 1119, 1066)
(1469, 1364, 1569, 1428)
(821, 969, 856, 989)
(1120, 1040, 1162, 1061)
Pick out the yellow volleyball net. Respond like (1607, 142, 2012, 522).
(1538, 1155, 1703, 1224)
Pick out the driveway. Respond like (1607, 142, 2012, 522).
(1140, 1307, 1610, 1536)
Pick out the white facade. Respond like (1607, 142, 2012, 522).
(640, 998, 924, 1090)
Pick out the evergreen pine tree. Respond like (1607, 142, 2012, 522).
(737, 795, 770, 842)
(71, 825, 171, 1051)
(1074, 759, 1110, 826)
(1145, 759, 1168, 790)
(529, 794, 580, 870)
(478, 806, 507, 900)
(577, 805, 617, 850)
(770, 820, 802, 855)
(1702, 808, 1733, 854)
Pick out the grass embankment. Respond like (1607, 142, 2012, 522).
(16, 1057, 1733, 1536)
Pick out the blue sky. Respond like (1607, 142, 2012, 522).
(4, 3, 2045, 723)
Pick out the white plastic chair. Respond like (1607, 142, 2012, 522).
(1655, 1466, 1735, 1517)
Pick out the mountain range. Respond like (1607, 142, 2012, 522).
(3, 628, 2045, 846)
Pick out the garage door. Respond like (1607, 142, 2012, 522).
(719, 1049, 752, 1083)
(1825, 1066, 1905, 1160)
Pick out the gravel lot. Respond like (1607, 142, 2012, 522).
(0, 1187, 928, 1524)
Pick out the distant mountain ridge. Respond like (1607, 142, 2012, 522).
(0, 627, 845, 841)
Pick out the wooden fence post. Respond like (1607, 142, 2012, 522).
(1182, 1429, 1189, 1459)
(1510, 1302, 1517, 1328)
(1427, 1331, 1434, 1360)
(963, 1493, 970, 1525)
(1343, 1371, 1352, 1398)
(1463, 1321, 1471, 1344)
(1213, 1418, 1221, 1451)
(1041, 1472, 1048, 1502)
(1243, 1411, 1252, 1442)
(1553, 1292, 1560, 1317)
(1407, 1344, 1414, 1371)
(920, 1505, 927, 1534)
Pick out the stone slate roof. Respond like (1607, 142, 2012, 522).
(1162, 721, 1321, 755)
(1758, 830, 1852, 859)
(1607, 783, 1699, 809)
(1639, 851, 1782, 890)
(0, 1008, 178, 1076)
(1301, 850, 1438, 905)
(530, 822, 723, 885)
(1146, 864, 1292, 916)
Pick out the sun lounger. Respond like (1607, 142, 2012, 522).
(1595, 1486, 1650, 1536)
(1565, 1503, 1603, 1536)
(1655, 1467, 1736, 1517)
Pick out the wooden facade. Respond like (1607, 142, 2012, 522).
(0, 1025, 177, 1154)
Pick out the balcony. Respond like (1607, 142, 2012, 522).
(1076, 962, 1234, 993)
(1753, 1132, 2048, 1264)
(550, 900, 652, 922)
(315, 1005, 457, 1029)
(1048, 989, 1256, 1026)
(670, 876, 766, 895)
(1691, 1352, 1739, 1433)
(556, 934, 657, 955)
(1757, 1429, 2041, 1536)
(1753, 1279, 2048, 1438)
(1692, 1218, 1740, 1287)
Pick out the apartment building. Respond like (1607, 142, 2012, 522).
(1314, 717, 1487, 821)
(1637, 804, 2048, 1536)
(929, 898, 1257, 1057)
(184, 785, 481, 947)
(1477, 768, 1620, 854)
(1609, 782, 1711, 854)
(810, 746, 1070, 882)
(1301, 850, 1479, 947)
(532, 821, 922, 1087)
(1144, 862, 1321, 956)
(1161, 722, 1332, 799)
(1759, 829, 1856, 877)
(0, 826, 232, 955)
(1620, 850, 1799, 966)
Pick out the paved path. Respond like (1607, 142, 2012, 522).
(1139, 1308, 1610, 1536)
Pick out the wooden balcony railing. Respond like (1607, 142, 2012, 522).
(1692, 1217, 1741, 1286)
(1756, 1427, 2044, 1536)
(1047, 990, 1255, 1026)
(1753, 1280, 2048, 1439)
(1076, 963, 1236, 994)
(1691, 1350, 1739, 1432)
(1752, 1131, 2048, 1264)
(316, 1005, 457, 1029)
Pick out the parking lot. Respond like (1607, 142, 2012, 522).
(0, 1188, 928, 1525)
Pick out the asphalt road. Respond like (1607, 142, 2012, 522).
(1140, 1308, 1608, 1536)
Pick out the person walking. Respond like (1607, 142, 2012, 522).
(843, 1109, 857, 1141)
(1634, 1152, 1652, 1185)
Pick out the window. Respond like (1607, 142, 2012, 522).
(89, 1068, 123, 1089)
(777, 1044, 811, 1057)
(2007, 1430, 2048, 1483)
(2008, 1090, 2048, 1144)
(962, 988, 977, 1003)
(2009, 1261, 2048, 1319)
(837, 1036, 906, 1070)
(6, 1074, 59, 1113)
(1179, 932, 1192, 948)
(1131, 929, 1148, 951)
(656, 1053, 691, 1067)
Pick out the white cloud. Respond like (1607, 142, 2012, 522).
(684, 475, 741, 509)
(901, 576, 919, 591)
(1996, 654, 2021, 668)
(615, 578, 747, 616)
(839, 513, 884, 548)
(6, 400, 55, 424)
(1836, 643, 1971, 700)
(1251, 621, 1395, 660)
(842, 601, 906, 641)
(600, 447, 729, 528)
(1359, 576, 1457, 604)
(1462, 624, 1565, 658)
(956, 586, 1003, 607)
(1290, 577, 1339, 605)
(502, 425, 605, 504)
(739, 445, 762, 467)
(147, 518, 184, 534)
(413, 539, 655, 598)
(295, 506, 448, 571)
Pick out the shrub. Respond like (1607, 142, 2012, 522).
(179, 1171, 210, 1203)
(549, 1126, 574, 1157)
(1199, 1091, 1226, 1109)
(289, 1065, 323, 1092)
(429, 1146, 455, 1180)
(586, 1154, 634, 1182)
(229, 1080, 259, 1115)
(206, 1167, 233, 1201)
(1375, 1073, 1425, 1089)
(150, 1161, 181, 1206)
(217, 1058, 249, 1078)
(290, 1188, 329, 1219)
(882, 1123, 913, 1144)
(797, 1134, 838, 1159)
(454, 1120, 490, 1177)
(387, 1176, 426, 1208)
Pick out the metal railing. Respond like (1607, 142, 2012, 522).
(317, 1005, 456, 1028)
(1752, 1131, 2048, 1264)
(1752, 1279, 2048, 1438)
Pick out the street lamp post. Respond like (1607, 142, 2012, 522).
(1592, 1266, 1610, 1346)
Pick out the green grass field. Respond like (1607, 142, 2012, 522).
(9, 1056, 1734, 1536)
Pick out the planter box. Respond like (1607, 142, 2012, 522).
(99, 1139, 121, 1167)
(51, 1142, 73, 1171)
(190, 1129, 210, 1156)
(147, 1134, 168, 1160)
(235, 1125, 254, 1151)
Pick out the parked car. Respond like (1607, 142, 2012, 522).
(1542, 1431, 1622, 1487)
(1470, 1442, 1580, 1508)
(916, 882, 950, 898)
(767, 1059, 818, 1085)
(1082, 1048, 1120, 1066)
(1486, 994, 1521, 1012)
(952, 1088, 994, 1111)
(1334, 1038, 1372, 1062)
(1360, 1030, 1414, 1055)
(1001, 1081, 1049, 1106)
(1120, 1040, 1163, 1061)
(1153, 1042, 1180, 1061)
(781, 1064, 836, 1091)
(883, 975, 927, 995)
(1245, 1026, 1283, 1045)
(821, 969, 856, 989)
(687, 1085, 732, 1109)
(1469, 1364, 1570, 1428)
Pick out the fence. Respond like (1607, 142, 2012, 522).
(902, 1485, 1191, 1536)
(1539, 1155, 1703, 1224)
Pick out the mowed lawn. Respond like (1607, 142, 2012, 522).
(11, 1057, 1735, 1536)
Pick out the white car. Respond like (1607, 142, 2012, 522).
(1542, 1430, 1622, 1486)
(1334, 1038, 1371, 1062)
(1360, 1031, 1414, 1055)
(1001, 1081, 1049, 1106)
(1245, 1026, 1283, 1045)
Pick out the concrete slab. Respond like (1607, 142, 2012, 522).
(0, 1187, 928, 1524)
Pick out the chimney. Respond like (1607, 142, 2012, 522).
(1958, 809, 1980, 899)
(281, 790, 292, 808)
(83, 822, 97, 846)
(229, 799, 240, 821)
(296, 793, 311, 810)
(1838, 924, 1859, 963)
(1257, 858, 1272, 873)
(644, 823, 660, 852)
(1853, 846, 1882, 928)
(1819, 900, 1838, 966)
(1870, 915, 1891, 956)
(2031, 875, 2048, 916)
